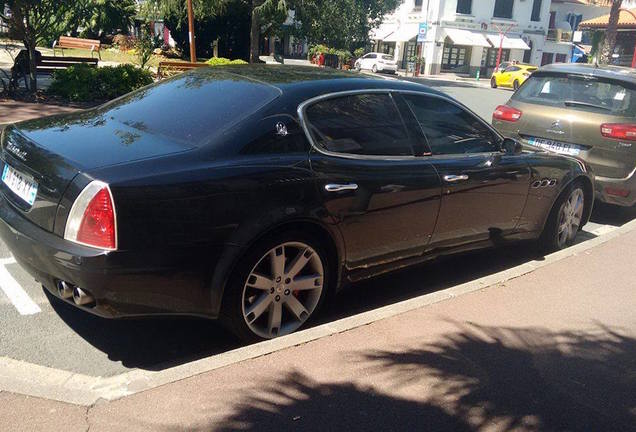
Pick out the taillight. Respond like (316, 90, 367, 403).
(600, 123, 636, 141)
(64, 181, 117, 250)
(493, 105, 522, 122)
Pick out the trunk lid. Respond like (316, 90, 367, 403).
(1, 112, 193, 232)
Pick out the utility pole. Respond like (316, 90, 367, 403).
(187, 0, 197, 62)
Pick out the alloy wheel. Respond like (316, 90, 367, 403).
(556, 188, 584, 248)
(241, 241, 324, 339)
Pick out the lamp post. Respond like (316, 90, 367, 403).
(618, 8, 636, 68)
(187, 0, 196, 62)
(492, 23, 516, 71)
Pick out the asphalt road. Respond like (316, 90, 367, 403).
(0, 83, 633, 378)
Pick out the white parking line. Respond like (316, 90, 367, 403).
(0, 262, 41, 315)
(0, 257, 16, 265)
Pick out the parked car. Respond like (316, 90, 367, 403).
(491, 63, 538, 90)
(493, 63, 635, 207)
(354, 52, 398, 74)
(0, 66, 593, 341)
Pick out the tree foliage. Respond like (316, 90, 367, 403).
(0, 0, 74, 90)
(292, 0, 400, 51)
(144, 0, 398, 61)
(63, 0, 137, 40)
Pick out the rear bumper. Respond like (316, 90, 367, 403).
(377, 63, 398, 72)
(0, 197, 225, 318)
(595, 167, 636, 207)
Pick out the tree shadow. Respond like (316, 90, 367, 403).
(359, 322, 636, 431)
(205, 372, 473, 432)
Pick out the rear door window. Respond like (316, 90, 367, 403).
(401, 94, 501, 155)
(303, 93, 415, 156)
(512, 74, 636, 117)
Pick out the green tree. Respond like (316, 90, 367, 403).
(292, 0, 400, 51)
(64, 0, 137, 40)
(0, 0, 73, 91)
(145, 0, 399, 62)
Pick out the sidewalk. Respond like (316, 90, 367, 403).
(1, 227, 635, 431)
(0, 100, 79, 126)
(397, 70, 493, 89)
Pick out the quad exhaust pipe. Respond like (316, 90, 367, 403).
(57, 280, 73, 299)
(57, 280, 94, 306)
(72, 287, 94, 306)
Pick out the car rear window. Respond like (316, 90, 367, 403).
(512, 74, 636, 117)
(98, 69, 281, 146)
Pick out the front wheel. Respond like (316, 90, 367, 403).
(541, 183, 586, 251)
(491, 77, 497, 88)
(221, 232, 330, 342)
(372, 64, 378, 73)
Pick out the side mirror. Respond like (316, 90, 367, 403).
(502, 138, 523, 155)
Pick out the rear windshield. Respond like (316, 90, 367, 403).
(98, 69, 281, 146)
(382, 55, 394, 61)
(512, 73, 636, 117)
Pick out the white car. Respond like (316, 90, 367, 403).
(354, 52, 398, 74)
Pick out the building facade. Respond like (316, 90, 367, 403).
(373, 0, 552, 76)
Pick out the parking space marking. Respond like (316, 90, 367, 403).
(0, 262, 41, 315)
(0, 257, 16, 265)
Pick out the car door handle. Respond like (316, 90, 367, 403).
(325, 183, 359, 192)
(443, 175, 469, 183)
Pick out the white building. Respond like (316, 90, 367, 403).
(373, 0, 552, 76)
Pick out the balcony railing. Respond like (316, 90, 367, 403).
(547, 29, 573, 43)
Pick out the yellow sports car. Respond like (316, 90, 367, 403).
(491, 63, 538, 90)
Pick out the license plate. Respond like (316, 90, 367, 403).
(527, 137, 581, 156)
(2, 163, 38, 206)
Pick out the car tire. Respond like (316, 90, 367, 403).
(491, 77, 497, 88)
(513, 80, 520, 91)
(220, 231, 331, 342)
(540, 181, 586, 252)
(372, 64, 378, 73)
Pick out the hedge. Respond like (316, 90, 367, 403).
(48, 64, 154, 102)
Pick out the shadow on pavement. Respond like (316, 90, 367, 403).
(205, 324, 635, 431)
(48, 206, 633, 372)
(46, 290, 239, 371)
(590, 201, 636, 226)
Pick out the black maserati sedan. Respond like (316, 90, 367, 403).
(0, 66, 593, 341)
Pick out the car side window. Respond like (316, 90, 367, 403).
(241, 115, 309, 155)
(401, 94, 501, 155)
(505, 66, 520, 72)
(304, 93, 415, 157)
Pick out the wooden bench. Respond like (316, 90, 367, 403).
(53, 36, 102, 59)
(37, 56, 98, 75)
(157, 61, 208, 79)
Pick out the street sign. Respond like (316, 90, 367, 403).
(417, 23, 428, 42)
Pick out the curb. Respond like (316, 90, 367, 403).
(1, 218, 635, 405)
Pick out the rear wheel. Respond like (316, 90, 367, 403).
(491, 77, 497, 88)
(221, 232, 329, 342)
(541, 182, 586, 251)
(513, 80, 520, 91)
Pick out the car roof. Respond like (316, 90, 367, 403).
(537, 63, 636, 83)
(195, 64, 444, 99)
